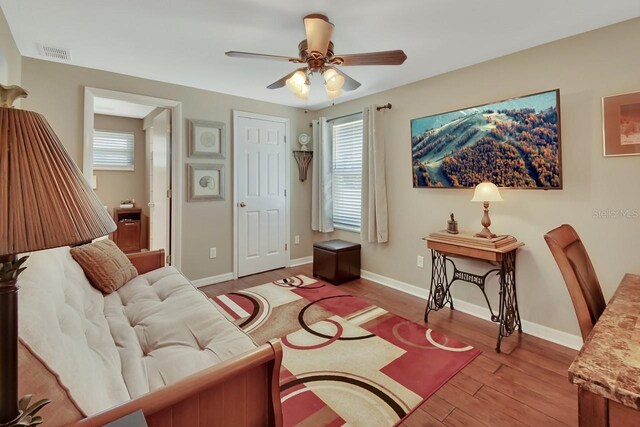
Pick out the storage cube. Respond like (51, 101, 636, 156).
(313, 239, 361, 285)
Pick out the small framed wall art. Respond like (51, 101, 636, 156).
(188, 119, 226, 159)
(603, 90, 640, 157)
(188, 164, 224, 201)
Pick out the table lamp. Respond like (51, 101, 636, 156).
(471, 181, 503, 239)
(0, 84, 117, 425)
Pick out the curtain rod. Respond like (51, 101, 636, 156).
(308, 104, 392, 127)
(308, 111, 359, 127)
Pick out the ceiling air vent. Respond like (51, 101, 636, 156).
(36, 43, 71, 61)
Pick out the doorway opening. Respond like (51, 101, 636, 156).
(83, 88, 183, 268)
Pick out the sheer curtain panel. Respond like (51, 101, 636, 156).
(311, 118, 334, 232)
(361, 106, 389, 243)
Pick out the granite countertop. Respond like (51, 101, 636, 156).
(569, 273, 640, 410)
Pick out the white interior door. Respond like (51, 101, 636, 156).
(236, 115, 288, 277)
(148, 109, 171, 255)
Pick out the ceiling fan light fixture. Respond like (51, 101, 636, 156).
(227, 13, 407, 102)
(286, 70, 306, 89)
(326, 87, 342, 100)
(295, 82, 311, 100)
(286, 70, 310, 99)
(286, 83, 310, 100)
(323, 68, 345, 91)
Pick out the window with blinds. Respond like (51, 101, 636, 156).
(93, 130, 135, 171)
(331, 115, 363, 232)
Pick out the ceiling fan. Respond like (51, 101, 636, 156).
(225, 14, 407, 101)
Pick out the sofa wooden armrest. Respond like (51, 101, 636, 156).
(71, 340, 283, 427)
(127, 249, 165, 274)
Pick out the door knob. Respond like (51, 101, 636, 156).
(148, 202, 155, 207)
(239, 202, 246, 208)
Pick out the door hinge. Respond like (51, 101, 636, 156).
(285, 243, 288, 251)
(284, 189, 287, 197)
(166, 255, 171, 265)
(167, 189, 172, 198)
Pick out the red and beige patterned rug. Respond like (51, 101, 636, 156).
(211, 275, 479, 426)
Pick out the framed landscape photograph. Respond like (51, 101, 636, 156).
(603, 91, 640, 157)
(188, 164, 224, 201)
(411, 89, 562, 189)
(188, 120, 226, 159)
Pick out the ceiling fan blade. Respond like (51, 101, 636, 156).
(267, 68, 306, 89)
(333, 50, 407, 66)
(225, 51, 300, 62)
(333, 68, 361, 91)
(304, 14, 334, 56)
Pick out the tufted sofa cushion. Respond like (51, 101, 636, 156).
(18, 246, 257, 419)
(104, 265, 257, 398)
(18, 247, 130, 416)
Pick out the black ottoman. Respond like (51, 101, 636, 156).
(313, 239, 361, 284)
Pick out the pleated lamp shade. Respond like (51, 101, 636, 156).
(0, 105, 117, 256)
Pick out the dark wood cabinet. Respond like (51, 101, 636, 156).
(113, 208, 142, 253)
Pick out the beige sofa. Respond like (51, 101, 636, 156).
(17, 246, 282, 426)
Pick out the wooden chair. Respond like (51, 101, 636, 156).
(544, 224, 606, 341)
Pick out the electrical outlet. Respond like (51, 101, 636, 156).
(417, 255, 424, 268)
(294, 235, 300, 244)
(209, 248, 217, 259)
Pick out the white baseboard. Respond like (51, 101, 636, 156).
(193, 257, 313, 288)
(290, 256, 313, 267)
(191, 272, 234, 288)
(360, 269, 583, 350)
(360, 270, 427, 299)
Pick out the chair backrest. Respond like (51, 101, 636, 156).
(544, 224, 606, 341)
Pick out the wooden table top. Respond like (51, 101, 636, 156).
(569, 273, 640, 410)
(425, 231, 524, 262)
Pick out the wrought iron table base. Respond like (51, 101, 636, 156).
(424, 250, 522, 352)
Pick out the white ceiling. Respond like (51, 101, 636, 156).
(3, 0, 639, 110)
(94, 97, 156, 118)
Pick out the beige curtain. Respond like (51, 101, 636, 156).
(311, 118, 334, 232)
(361, 106, 388, 243)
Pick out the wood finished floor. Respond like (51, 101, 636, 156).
(201, 264, 579, 426)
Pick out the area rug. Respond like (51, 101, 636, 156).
(211, 275, 480, 426)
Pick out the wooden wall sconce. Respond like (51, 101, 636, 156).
(292, 151, 313, 182)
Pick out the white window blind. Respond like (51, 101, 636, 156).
(93, 130, 135, 171)
(332, 116, 363, 232)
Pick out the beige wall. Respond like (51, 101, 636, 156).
(14, 16, 640, 337)
(0, 8, 21, 87)
(313, 18, 640, 338)
(93, 114, 148, 217)
(20, 59, 314, 281)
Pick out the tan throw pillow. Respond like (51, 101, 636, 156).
(70, 240, 138, 294)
